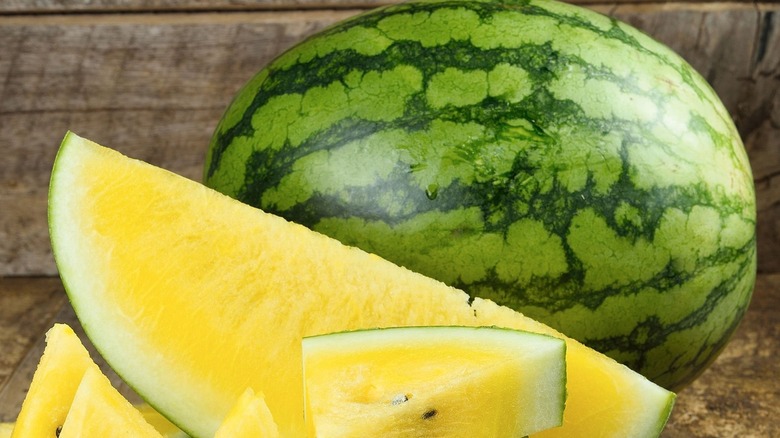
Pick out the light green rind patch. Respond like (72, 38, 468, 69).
(398, 120, 489, 190)
(561, 289, 667, 343)
(543, 268, 724, 346)
(315, 208, 502, 286)
(626, 139, 700, 190)
(655, 206, 722, 273)
(548, 66, 658, 124)
(496, 219, 568, 284)
(470, 138, 525, 185)
(377, 6, 482, 47)
(348, 65, 424, 122)
(321, 209, 653, 302)
(260, 150, 327, 212)
(488, 63, 534, 103)
(205, 136, 255, 196)
(530, 0, 614, 33)
(653, 99, 694, 146)
(262, 130, 407, 211)
(721, 213, 755, 249)
(561, 130, 623, 194)
(470, 11, 557, 49)
(274, 25, 393, 70)
(290, 82, 353, 147)
(249, 93, 303, 151)
(284, 66, 423, 147)
(264, 119, 511, 214)
(536, 251, 753, 384)
(629, 115, 753, 204)
(705, 138, 756, 205)
(281, 66, 423, 148)
(426, 68, 488, 109)
(568, 208, 670, 291)
(614, 202, 643, 230)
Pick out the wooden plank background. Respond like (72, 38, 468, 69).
(0, 1, 778, 436)
(1, 0, 771, 14)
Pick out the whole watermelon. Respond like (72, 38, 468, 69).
(204, 0, 756, 390)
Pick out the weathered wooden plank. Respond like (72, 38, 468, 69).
(0, 10, 357, 276)
(1, 0, 768, 15)
(0, 277, 67, 391)
(0, 274, 777, 435)
(0, 0, 391, 13)
(1, 5, 778, 275)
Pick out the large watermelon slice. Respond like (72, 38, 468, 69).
(49, 133, 674, 437)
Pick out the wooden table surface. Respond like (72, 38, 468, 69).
(1, 1, 778, 436)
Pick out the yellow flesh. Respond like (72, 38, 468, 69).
(214, 388, 279, 438)
(0, 424, 13, 438)
(11, 324, 97, 438)
(59, 367, 161, 438)
(302, 327, 565, 437)
(49, 133, 675, 437)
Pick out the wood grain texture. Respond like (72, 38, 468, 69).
(2, 0, 768, 15)
(0, 10, 357, 275)
(1, 4, 778, 276)
(0, 277, 67, 391)
(0, 274, 777, 436)
(0, 0, 390, 13)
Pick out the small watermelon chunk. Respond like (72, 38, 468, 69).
(11, 324, 96, 437)
(214, 388, 279, 437)
(59, 367, 162, 437)
(302, 326, 566, 437)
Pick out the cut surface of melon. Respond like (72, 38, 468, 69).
(59, 366, 162, 438)
(11, 324, 96, 438)
(214, 388, 279, 438)
(48, 132, 675, 437)
(302, 326, 566, 437)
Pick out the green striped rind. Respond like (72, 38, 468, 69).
(205, 0, 756, 390)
